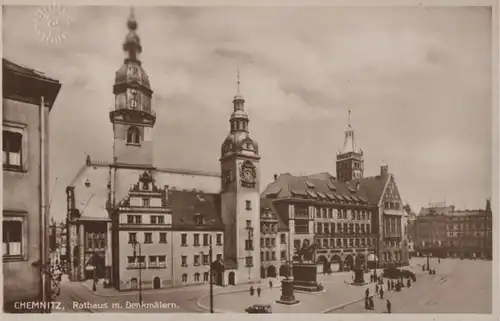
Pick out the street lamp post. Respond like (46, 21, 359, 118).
(132, 241, 142, 304)
(209, 234, 214, 313)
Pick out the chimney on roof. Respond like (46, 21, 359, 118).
(273, 174, 278, 181)
(85, 154, 91, 166)
(486, 198, 491, 212)
(380, 162, 388, 176)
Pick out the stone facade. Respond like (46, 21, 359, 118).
(2, 58, 61, 311)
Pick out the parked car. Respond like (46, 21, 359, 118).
(245, 304, 272, 314)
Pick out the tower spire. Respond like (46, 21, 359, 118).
(348, 109, 352, 128)
(237, 68, 241, 94)
(123, 7, 142, 62)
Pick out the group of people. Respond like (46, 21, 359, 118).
(365, 273, 417, 313)
(249, 280, 275, 297)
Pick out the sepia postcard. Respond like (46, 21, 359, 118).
(1, 0, 498, 319)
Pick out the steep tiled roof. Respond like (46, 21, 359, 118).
(70, 164, 110, 221)
(168, 190, 224, 230)
(68, 158, 221, 221)
(260, 197, 289, 231)
(261, 172, 389, 206)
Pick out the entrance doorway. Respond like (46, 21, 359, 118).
(228, 272, 235, 285)
(153, 277, 161, 289)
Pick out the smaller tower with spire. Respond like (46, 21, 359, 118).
(219, 70, 261, 284)
(336, 109, 364, 181)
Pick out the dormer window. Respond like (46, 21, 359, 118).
(142, 182, 149, 190)
(195, 214, 204, 225)
(142, 198, 150, 207)
(127, 126, 141, 144)
(305, 181, 315, 188)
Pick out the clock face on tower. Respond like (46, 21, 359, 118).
(240, 160, 256, 188)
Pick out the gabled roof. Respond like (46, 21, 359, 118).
(261, 172, 388, 205)
(68, 158, 221, 221)
(260, 197, 289, 231)
(168, 190, 224, 230)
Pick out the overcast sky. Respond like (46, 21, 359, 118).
(3, 6, 492, 222)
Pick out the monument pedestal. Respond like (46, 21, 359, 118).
(276, 278, 300, 305)
(292, 263, 322, 292)
(351, 268, 367, 286)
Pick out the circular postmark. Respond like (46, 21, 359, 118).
(33, 2, 72, 45)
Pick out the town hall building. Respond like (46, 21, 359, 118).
(66, 10, 260, 290)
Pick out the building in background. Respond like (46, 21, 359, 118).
(259, 197, 289, 278)
(261, 111, 409, 272)
(2, 58, 61, 312)
(414, 200, 492, 259)
(49, 220, 67, 267)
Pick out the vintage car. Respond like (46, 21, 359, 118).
(245, 304, 272, 314)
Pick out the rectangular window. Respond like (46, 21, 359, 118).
(245, 239, 253, 250)
(194, 234, 200, 246)
(280, 250, 286, 260)
(216, 233, 222, 245)
(194, 255, 200, 266)
(245, 256, 253, 267)
(144, 233, 152, 243)
(128, 215, 134, 224)
(158, 255, 166, 267)
(261, 251, 264, 261)
(216, 254, 222, 261)
(181, 233, 187, 246)
(203, 254, 209, 265)
(128, 233, 137, 244)
(150, 216, 157, 224)
(203, 234, 209, 246)
(280, 234, 286, 244)
(322, 239, 328, 248)
(271, 251, 276, 260)
(246, 200, 252, 210)
(3, 127, 25, 170)
(158, 216, 165, 224)
(3, 215, 25, 258)
(159, 232, 167, 243)
(149, 255, 157, 263)
(265, 251, 270, 261)
(181, 255, 187, 266)
(127, 256, 135, 264)
(134, 215, 142, 224)
(142, 198, 150, 207)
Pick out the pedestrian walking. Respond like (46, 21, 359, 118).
(387, 280, 391, 291)
(269, 280, 273, 288)
(386, 300, 392, 313)
(365, 297, 370, 310)
(369, 296, 374, 310)
(250, 286, 254, 296)
(407, 279, 411, 288)
(257, 287, 261, 297)
(380, 287, 384, 299)
(375, 284, 379, 293)
(365, 288, 369, 298)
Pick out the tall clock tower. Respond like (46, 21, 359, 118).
(220, 75, 261, 284)
(109, 9, 155, 167)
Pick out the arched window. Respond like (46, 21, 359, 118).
(194, 273, 200, 282)
(203, 272, 209, 282)
(182, 274, 187, 283)
(127, 126, 141, 144)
